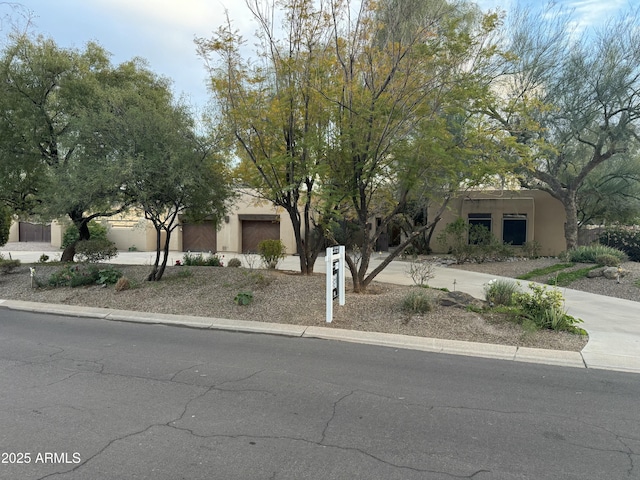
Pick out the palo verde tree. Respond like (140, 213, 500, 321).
(481, 5, 640, 250)
(322, 0, 504, 292)
(0, 34, 134, 261)
(197, 0, 334, 275)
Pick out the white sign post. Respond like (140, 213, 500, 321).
(325, 245, 345, 323)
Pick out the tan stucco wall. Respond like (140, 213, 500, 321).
(430, 190, 567, 256)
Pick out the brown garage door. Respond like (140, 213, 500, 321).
(19, 222, 51, 242)
(241, 220, 280, 253)
(182, 221, 217, 252)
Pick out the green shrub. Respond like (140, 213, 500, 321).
(227, 257, 242, 268)
(75, 238, 118, 263)
(565, 245, 627, 264)
(436, 218, 512, 264)
(513, 283, 583, 333)
(599, 227, 640, 262)
(62, 220, 109, 249)
(234, 291, 253, 306)
(401, 289, 432, 314)
(594, 254, 621, 267)
(48, 264, 123, 288)
(0, 204, 11, 247)
(38, 254, 50, 263)
(484, 279, 519, 306)
(257, 239, 286, 269)
(182, 252, 224, 266)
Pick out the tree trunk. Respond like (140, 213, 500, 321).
(563, 193, 580, 251)
(147, 227, 163, 281)
(61, 213, 91, 262)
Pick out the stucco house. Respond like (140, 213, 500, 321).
(426, 189, 567, 256)
(8, 191, 299, 255)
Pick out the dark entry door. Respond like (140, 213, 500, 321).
(19, 222, 51, 242)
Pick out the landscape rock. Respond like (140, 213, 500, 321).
(603, 266, 628, 280)
(587, 267, 604, 278)
(439, 291, 482, 309)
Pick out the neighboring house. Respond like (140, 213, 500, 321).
(428, 189, 567, 256)
(7, 191, 300, 255)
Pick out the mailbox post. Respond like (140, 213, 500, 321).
(325, 245, 345, 323)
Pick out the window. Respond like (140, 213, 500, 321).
(468, 213, 491, 244)
(503, 214, 527, 246)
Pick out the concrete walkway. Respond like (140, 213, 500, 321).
(1, 244, 639, 373)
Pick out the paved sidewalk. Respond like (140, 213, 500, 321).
(1, 245, 639, 373)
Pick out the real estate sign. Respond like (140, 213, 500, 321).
(325, 245, 345, 323)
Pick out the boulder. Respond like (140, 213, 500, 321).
(439, 291, 481, 309)
(602, 267, 628, 280)
(587, 267, 604, 278)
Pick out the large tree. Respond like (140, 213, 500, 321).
(321, 0, 503, 292)
(481, 5, 640, 250)
(108, 68, 233, 281)
(197, 0, 333, 274)
(0, 34, 133, 260)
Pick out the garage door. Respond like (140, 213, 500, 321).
(19, 222, 51, 242)
(182, 221, 217, 252)
(241, 220, 280, 253)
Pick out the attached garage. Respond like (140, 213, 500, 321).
(182, 221, 217, 252)
(240, 215, 280, 253)
(19, 222, 51, 243)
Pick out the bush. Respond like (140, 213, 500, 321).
(0, 204, 11, 247)
(234, 291, 253, 306)
(48, 264, 123, 288)
(521, 241, 541, 259)
(513, 283, 583, 333)
(114, 276, 131, 292)
(436, 218, 512, 264)
(599, 227, 640, 262)
(565, 245, 627, 264)
(401, 289, 432, 314)
(227, 257, 242, 268)
(257, 239, 286, 269)
(594, 254, 621, 267)
(0, 254, 20, 274)
(62, 220, 109, 249)
(182, 252, 224, 266)
(406, 257, 434, 287)
(75, 238, 118, 263)
(484, 279, 519, 306)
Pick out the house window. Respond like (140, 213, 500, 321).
(503, 214, 527, 246)
(468, 213, 491, 244)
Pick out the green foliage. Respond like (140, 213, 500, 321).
(547, 266, 601, 287)
(564, 245, 627, 264)
(513, 283, 583, 333)
(516, 263, 574, 280)
(0, 204, 10, 247)
(62, 221, 109, 249)
(437, 218, 512, 264)
(182, 252, 224, 266)
(401, 289, 432, 314)
(594, 254, 621, 267)
(48, 264, 122, 287)
(177, 267, 193, 278)
(234, 291, 253, 306)
(75, 238, 118, 263)
(599, 228, 640, 262)
(484, 279, 519, 306)
(227, 257, 242, 268)
(257, 239, 286, 269)
(38, 254, 50, 263)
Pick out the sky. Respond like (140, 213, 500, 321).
(5, 0, 632, 112)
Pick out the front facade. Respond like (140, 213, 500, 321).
(7, 191, 300, 255)
(429, 189, 567, 256)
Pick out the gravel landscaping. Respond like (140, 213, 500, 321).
(0, 256, 605, 352)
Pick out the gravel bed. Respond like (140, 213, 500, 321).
(0, 262, 589, 351)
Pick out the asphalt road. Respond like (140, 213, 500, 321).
(0, 310, 638, 480)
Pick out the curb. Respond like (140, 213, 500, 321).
(0, 299, 587, 370)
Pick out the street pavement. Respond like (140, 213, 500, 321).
(1, 244, 639, 374)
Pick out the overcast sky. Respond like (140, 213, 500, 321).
(7, 0, 632, 111)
